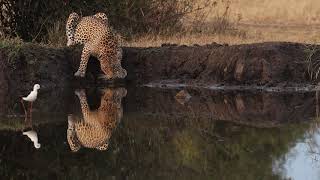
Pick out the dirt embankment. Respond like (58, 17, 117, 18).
(0, 42, 318, 92)
(125, 42, 317, 86)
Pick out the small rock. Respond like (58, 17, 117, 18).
(175, 90, 191, 105)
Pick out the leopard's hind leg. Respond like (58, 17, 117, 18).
(98, 48, 127, 80)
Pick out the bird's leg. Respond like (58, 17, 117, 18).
(30, 112, 33, 127)
(30, 102, 33, 120)
(29, 112, 33, 129)
(24, 114, 31, 128)
(24, 114, 28, 123)
(21, 99, 27, 119)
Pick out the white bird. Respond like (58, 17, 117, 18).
(22, 84, 40, 102)
(23, 130, 41, 149)
(21, 84, 40, 119)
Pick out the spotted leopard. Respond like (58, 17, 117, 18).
(67, 88, 127, 152)
(66, 12, 127, 80)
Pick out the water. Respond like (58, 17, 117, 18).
(1, 86, 320, 180)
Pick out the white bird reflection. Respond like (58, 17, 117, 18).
(22, 107, 41, 149)
(22, 130, 41, 149)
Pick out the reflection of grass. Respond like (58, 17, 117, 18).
(0, 118, 25, 131)
(0, 115, 66, 131)
(0, 110, 311, 179)
(116, 112, 310, 179)
(173, 130, 203, 170)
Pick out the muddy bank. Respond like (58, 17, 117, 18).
(0, 42, 319, 91)
(124, 42, 317, 86)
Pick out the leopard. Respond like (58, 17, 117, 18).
(67, 87, 127, 152)
(66, 12, 127, 80)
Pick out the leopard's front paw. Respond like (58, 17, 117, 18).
(74, 71, 85, 77)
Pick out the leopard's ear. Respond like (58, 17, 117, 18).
(67, 131, 81, 152)
(68, 12, 79, 20)
(96, 143, 109, 151)
(93, 12, 108, 24)
(70, 143, 81, 152)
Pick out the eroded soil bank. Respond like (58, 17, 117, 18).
(125, 42, 318, 86)
(0, 42, 319, 92)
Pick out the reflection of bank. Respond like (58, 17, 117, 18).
(67, 87, 127, 152)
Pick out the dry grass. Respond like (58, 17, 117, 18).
(230, 0, 320, 25)
(3, 0, 319, 47)
(125, 25, 320, 47)
(126, 0, 320, 47)
(192, 0, 320, 25)
(47, 21, 67, 47)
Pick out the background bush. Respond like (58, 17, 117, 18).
(1, 0, 201, 43)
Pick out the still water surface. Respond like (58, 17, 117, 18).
(0, 86, 320, 180)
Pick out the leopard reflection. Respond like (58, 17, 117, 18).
(67, 88, 126, 152)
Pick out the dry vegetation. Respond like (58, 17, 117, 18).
(126, 0, 320, 47)
(230, 0, 320, 25)
(1, 0, 320, 47)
